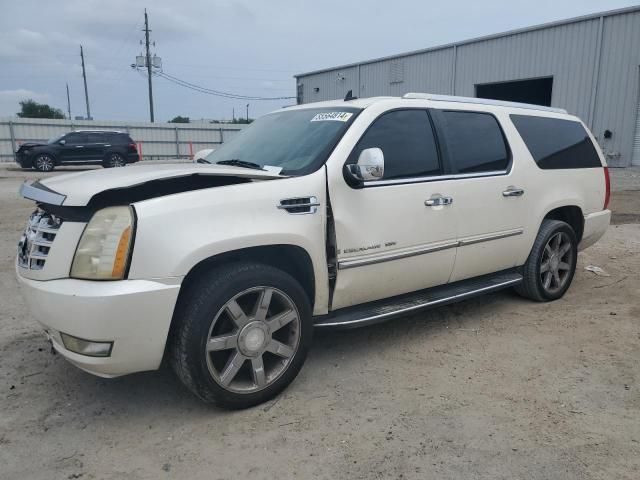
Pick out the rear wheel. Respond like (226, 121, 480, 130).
(169, 262, 312, 409)
(515, 219, 577, 302)
(33, 154, 55, 172)
(104, 153, 125, 168)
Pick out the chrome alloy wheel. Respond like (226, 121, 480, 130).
(205, 287, 301, 393)
(34, 155, 54, 171)
(540, 231, 574, 294)
(108, 153, 125, 167)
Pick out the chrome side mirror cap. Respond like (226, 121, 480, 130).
(344, 147, 385, 185)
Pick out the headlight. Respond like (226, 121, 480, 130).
(71, 206, 134, 280)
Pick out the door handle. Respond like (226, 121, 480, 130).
(75, 145, 84, 148)
(502, 187, 525, 197)
(425, 196, 453, 207)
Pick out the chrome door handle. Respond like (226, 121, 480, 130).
(75, 145, 84, 148)
(425, 196, 453, 207)
(502, 187, 525, 197)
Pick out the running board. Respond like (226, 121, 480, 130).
(314, 270, 522, 329)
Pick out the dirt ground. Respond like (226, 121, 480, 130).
(1, 165, 638, 480)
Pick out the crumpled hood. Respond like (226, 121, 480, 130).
(22, 163, 284, 207)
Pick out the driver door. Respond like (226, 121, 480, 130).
(328, 109, 457, 310)
(60, 133, 89, 162)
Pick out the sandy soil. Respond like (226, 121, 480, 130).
(0, 166, 638, 480)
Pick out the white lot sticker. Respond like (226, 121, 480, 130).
(310, 112, 353, 122)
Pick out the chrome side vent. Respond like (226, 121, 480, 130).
(277, 196, 320, 215)
(17, 209, 62, 270)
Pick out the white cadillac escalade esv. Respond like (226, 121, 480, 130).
(16, 93, 611, 408)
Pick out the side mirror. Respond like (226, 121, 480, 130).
(58, 140, 66, 145)
(344, 148, 385, 185)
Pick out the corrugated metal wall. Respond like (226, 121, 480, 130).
(592, 11, 640, 166)
(0, 118, 248, 162)
(295, 8, 640, 167)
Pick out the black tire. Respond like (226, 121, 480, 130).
(103, 152, 125, 168)
(33, 154, 55, 172)
(515, 219, 578, 302)
(169, 262, 313, 409)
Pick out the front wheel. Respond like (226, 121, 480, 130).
(169, 262, 312, 409)
(515, 219, 578, 302)
(33, 154, 55, 172)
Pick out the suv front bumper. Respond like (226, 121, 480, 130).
(17, 272, 181, 377)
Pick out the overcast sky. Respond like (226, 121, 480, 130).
(1, 0, 638, 122)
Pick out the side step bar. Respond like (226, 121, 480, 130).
(313, 270, 522, 329)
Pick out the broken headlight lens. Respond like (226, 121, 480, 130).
(71, 206, 134, 280)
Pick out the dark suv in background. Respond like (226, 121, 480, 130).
(15, 130, 139, 171)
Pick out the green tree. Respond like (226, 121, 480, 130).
(169, 115, 190, 123)
(17, 99, 65, 119)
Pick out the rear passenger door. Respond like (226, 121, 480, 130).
(432, 109, 532, 282)
(85, 133, 108, 161)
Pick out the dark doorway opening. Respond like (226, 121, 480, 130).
(475, 77, 553, 106)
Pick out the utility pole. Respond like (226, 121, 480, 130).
(144, 9, 155, 122)
(80, 45, 91, 120)
(246, 104, 249, 122)
(66, 83, 72, 120)
(232, 107, 235, 122)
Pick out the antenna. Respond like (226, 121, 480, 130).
(344, 90, 357, 101)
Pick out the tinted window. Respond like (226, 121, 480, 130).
(439, 111, 509, 173)
(87, 133, 105, 143)
(352, 110, 440, 179)
(108, 133, 130, 143)
(64, 133, 88, 144)
(510, 115, 601, 169)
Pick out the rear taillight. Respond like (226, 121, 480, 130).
(603, 167, 611, 210)
(128, 143, 137, 151)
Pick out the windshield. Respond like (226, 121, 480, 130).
(204, 107, 360, 175)
(47, 134, 65, 144)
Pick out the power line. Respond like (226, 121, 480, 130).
(155, 71, 295, 101)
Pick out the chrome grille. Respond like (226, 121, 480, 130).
(17, 209, 63, 270)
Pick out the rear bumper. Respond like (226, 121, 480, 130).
(16, 272, 181, 377)
(579, 209, 611, 250)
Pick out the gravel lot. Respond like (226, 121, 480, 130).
(1, 164, 638, 480)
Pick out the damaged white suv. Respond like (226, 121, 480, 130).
(17, 94, 611, 408)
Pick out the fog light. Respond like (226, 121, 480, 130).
(60, 333, 113, 357)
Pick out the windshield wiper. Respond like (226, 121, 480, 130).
(216, 159, 265, 170)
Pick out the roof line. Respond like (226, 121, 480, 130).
(294, 5, 640, 78)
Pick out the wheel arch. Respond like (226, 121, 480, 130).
(177, 244, 316, 311)
(34, 148, 59, 162)
(542, 205, 584, 242)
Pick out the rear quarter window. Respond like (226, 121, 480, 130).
(510, 115, 601, 169)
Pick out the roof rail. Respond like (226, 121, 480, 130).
(402, 93, 567, 114)
(73, 129, 123, 133)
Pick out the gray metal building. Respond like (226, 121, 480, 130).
(294, 6, 640, 167)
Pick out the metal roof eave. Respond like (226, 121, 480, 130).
(294, 5, 640, 79)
